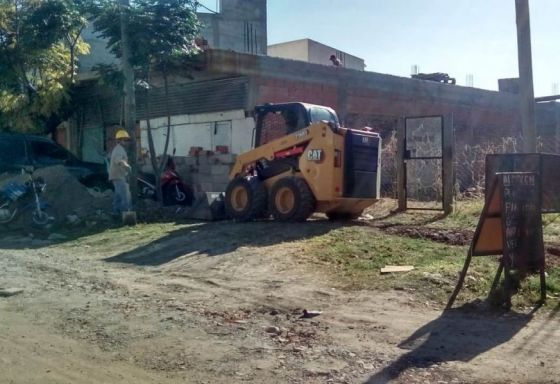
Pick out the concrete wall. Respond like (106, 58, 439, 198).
(307, 39, 365, 71)
(197, 0, 267, 55)
(267, 39, 365, 71)
(139, 109, 254, 157)
(267, 39, 309, 61)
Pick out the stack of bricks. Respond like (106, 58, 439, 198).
(174, 151, 237, 198)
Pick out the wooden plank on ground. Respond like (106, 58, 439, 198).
(380, 265, 414, 274)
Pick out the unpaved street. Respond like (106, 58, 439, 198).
(1, 221, 559, 383)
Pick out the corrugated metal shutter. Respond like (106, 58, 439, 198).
(137, 77, 248, 119)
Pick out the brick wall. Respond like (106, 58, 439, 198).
(202, 49, 560, 194)
(205, 49, 551, 149)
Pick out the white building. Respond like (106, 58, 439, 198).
(268, 38, 365, 71)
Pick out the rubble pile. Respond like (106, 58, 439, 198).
(0, 166, 113, 229)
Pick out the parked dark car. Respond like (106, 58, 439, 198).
(0, 133, 109, 189)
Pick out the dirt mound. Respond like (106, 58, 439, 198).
(0, 166, 112, 228)
(381, 225, 473, 246)
(36, 166, 97, 217)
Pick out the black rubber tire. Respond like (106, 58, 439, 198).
(26, 206, 57, 229)
(225, 176, 267, 222)
(269, 177, 315, 222)
(326, 211, 363, 221)
(0, 199, 18, 224)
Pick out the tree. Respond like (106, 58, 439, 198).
(92, 0, 200, 204)
(0, 0, 89, 133)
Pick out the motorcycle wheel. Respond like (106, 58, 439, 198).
(163, 184, 193, 206)
(0, 199, 18, 224)
(28, 207, 57, 229)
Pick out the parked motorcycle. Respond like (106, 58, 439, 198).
(138, 156, 194, 206)
(0, 167, 56, 229)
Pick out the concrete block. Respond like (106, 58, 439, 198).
(194, 164, 211, 174)
(174, 156, 187, 166)
(184, 156, 199, 166)
(210, 165, 231, 176)
(193, 174, 214, 184)
(215, 153, 237, 164)
(199, 182, 213, 192)
(175, 165, 190, 179)
(211, 174, 229, 184)
(213, 183, 229, 192)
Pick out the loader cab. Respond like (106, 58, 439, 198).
(253, 102, 339, 147)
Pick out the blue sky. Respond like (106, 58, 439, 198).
(199, 1, 560, 96)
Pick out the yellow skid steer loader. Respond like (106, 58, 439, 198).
(225, 102, 381, 222)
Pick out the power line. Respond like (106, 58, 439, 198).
(195, 1, 218, 14)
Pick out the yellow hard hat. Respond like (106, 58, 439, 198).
(115, 129, 130, 140)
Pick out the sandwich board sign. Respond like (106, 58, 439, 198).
(447, 166, 546, 309)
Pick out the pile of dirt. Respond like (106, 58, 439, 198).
(380, 225, 473, 246)
(0, 166, 113, 228)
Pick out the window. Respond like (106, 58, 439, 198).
(309, 107, 338, 125)
(30, 140, 71, 165)
(0, 137, 26, 165)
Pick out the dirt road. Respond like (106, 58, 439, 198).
(1, 221, 559, 383)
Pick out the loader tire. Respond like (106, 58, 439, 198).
(225, 176, 267, 222)
(270, 177, 315, 222)
(326, 211, 363, 221)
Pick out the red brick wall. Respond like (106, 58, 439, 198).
(254, 74, 524, 152)
(204, 50, 556, 153)
(256, 77, 339, 110)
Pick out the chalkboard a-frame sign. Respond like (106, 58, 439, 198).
(447, 171, 546, 309)
(499, 172, 544, 270)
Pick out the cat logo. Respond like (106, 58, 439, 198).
(307, 149, 323, 162)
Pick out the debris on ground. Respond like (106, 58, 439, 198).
(265, 326, 281, 334)
(380, 225, 473, 246)
(380, 265, 415, 274)
(1, 165, 222, 231)
(186, 192, 226, 221)
(301, 309, 322, 319)
(0, 165, 113, 231)
(47, 233, 67, 241)
(0, 288, 24, 297)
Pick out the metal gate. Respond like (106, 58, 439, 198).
(397, 115, 454, 213)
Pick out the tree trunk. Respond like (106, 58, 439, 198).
(158, 66, 173, 176)
(119, 0, 138, 204)
(144, 68, 164, 204)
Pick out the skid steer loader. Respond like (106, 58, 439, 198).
(225, 102, 381, 222)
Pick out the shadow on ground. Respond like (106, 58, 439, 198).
(104, 219, 342, 266)
(365, 303, 540, 384)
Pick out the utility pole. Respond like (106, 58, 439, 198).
(119, 0, 138, 202)
(515, 0, 537, 153)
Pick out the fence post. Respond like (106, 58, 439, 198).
(397, 117, 406, 211)
(443, 113, 455, 214)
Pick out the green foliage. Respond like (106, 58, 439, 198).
(92, 0, 201, 75)
(0, 0, 89, 133)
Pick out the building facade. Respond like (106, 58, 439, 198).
(198, 0, 267, 55)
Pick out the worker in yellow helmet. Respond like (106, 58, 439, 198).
(109, 129, 132, 217)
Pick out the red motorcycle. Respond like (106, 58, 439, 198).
(138, 156, 194, 206)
